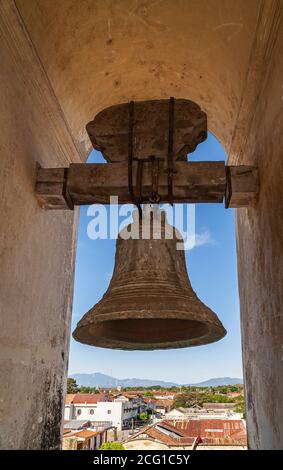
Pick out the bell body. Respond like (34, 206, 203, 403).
(73, 211, 226, 350)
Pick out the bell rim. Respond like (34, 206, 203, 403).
(75, 306, 225, 330)
(72, 315, 226, 351)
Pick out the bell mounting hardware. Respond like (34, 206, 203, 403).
(35, 98, 258, 210)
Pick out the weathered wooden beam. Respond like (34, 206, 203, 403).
(225, 166, 259, 208)
(67, 161, 226, 205)
(35, 162, 258, 209)
(35, 165, 73, 210)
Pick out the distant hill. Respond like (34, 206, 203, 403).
(191, 377, 243, 387)
(70, 372, 243, 388)
(70, 372, 178, 388)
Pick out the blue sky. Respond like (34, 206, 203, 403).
(68, 132, 243, 384)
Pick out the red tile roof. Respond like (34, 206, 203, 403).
(128, 419, 247, 447)
(73, 429, 98, 439)
(155, 399, 174, 408)
(120, 392, 139, 398)
(143, 397, 154, 403)
(227, 392, 242, 398)
(147, 426, 181, 446)
(161, 419, 246, 439)
(65, 394, 76, 404)
(67, 393, 107, 404)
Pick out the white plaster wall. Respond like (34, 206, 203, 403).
(64, 405, 75, 421)
(95, 402, 123, 430)
(165, 410, 185, 419)
(73, 404, 98, 421)
(71, 402, 123, 430)
(70, 401, 139, 430)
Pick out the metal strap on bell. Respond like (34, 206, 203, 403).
(73, 208, 226, 350)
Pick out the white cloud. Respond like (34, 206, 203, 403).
(179, 229, 216, 251)
(194, 230, 216, 248)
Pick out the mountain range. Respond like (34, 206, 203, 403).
(70, 372, 243, 388)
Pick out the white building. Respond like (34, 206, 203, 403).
(65, 393, 139, 431)
(154, 392, 177, 400)
(165, 406, 243, 421)
(63, 420, 114, 450)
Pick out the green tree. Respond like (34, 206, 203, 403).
(234, 401, 246, 419)
(78, 386, 100, 393)
(139, 412, 149, 421)
(173, 391, 237, 409)
(100, 442, 125, 450)
(67, 377, 78, 394)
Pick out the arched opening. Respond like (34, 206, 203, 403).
(66, 132, 244, 447)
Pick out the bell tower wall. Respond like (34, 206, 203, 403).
(0, 2, 80, 449)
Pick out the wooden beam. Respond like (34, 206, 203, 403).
(66, 161, 226, 205)
(35, 165, 73, 209)
(225, 166, 259, 208)
(35, 161, 258, 209)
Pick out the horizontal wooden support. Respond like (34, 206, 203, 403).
(225, 166, 259, 208)
(67, 161, 226, 205)
(35, 166, 73, 209)
(35, 161, 258, 209)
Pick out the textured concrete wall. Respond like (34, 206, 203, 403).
(0, 2, 80, 449)
(233, 18, 283, 449)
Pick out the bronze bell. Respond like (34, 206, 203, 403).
(73, 208, 226, 350)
